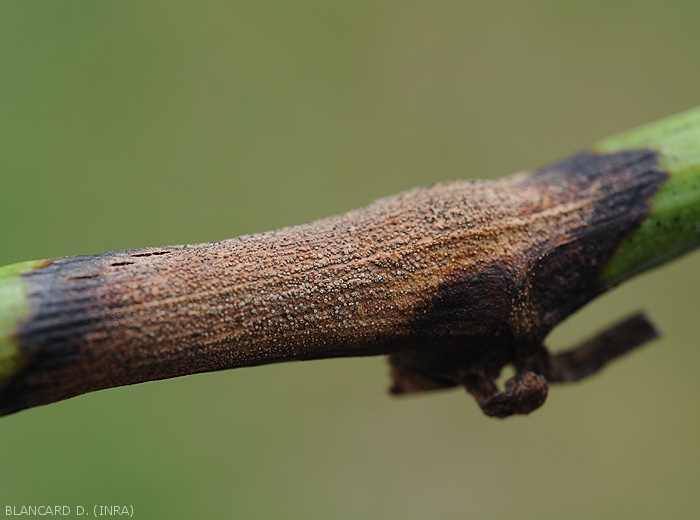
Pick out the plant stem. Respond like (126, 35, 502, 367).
(597, 107, 700, 286)
(2, 106, 700, 417)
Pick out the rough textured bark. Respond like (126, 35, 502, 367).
(0, 149, 666, 417)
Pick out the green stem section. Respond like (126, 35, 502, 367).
(597, 107, 700, 287)
(0, 260, 47, 385)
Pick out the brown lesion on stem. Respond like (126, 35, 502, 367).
(0, 149, 667, 417)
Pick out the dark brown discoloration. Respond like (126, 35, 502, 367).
(389, 313, 658, 417)
(545, 313, 659, 383)
(465, 371, 549, 418)
(523, 151, 667, 332)
(1, 149, 666, 416)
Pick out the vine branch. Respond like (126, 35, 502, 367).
(2, 106, 700, 418)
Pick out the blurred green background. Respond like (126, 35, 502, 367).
(2, 2, 700, 518)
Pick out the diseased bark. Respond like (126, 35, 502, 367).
(1, 150, 666, 417)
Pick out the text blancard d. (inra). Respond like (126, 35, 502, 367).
(5, 505, 133, 517)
